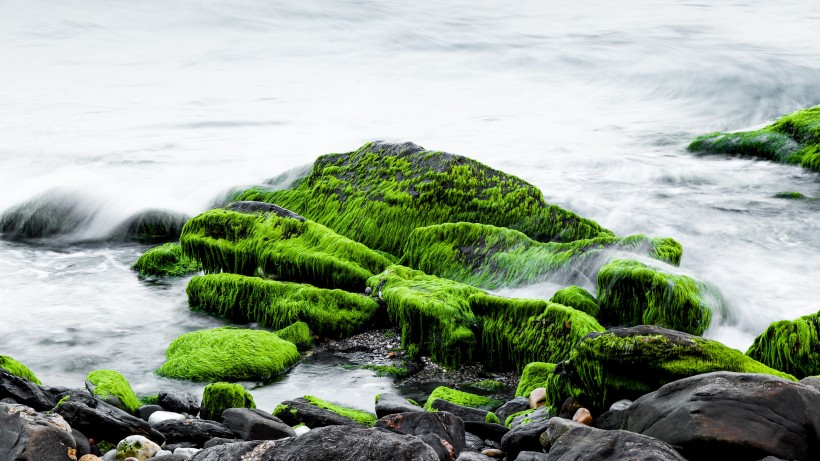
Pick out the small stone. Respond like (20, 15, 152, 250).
(155, 450, 173, 456)
(116, 435, 161, 460)
(528, 388, 546, 409)
(102, 449, 115, 461)
(174, 447, 201, 457)
(136, 405, 163, 422)
(609, 399, 632, 412)
(481, 448, 504, 458)
(79, 455, 102, 461)
(294, 425, 311, 436)
(148, 410, 186, 426)
(388, 351, 396, 358)
(124, 458, 139, 461)
(572, 408, 592, 426)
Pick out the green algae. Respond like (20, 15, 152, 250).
(302, 395, 377, 426)
(773, 191, 806, 199)
(200, 382, 255, 420)
(485, 412, 501, 424)
(424, 386, 502, 412)
(515, 362, 556, 397)
(275, 321, 314, 350)
(156, 326, 300, 382)
(504, 409, 535, 427)
(187, 273, 381, 339)
(596, 259, 726, 336)
(401, 222, 682, 289)
(86, 370, 142, 414)
(230, 142, 613, 256)
(466, 379, 504, 393)
(746, 309, 820, 379)
(549, 286, 599, 317)
(132, 242, 200, 277)
(180, 207, 392, 291)
(688, 105, 820, 173)
(0, 355, 41, 384)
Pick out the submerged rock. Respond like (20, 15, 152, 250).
(746, 308, 820, 378)
(0, 189, 91, 239)
(111, 209, 190, 243)
(132, 243, 200, 278)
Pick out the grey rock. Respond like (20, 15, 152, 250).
(538, 418, 585, 451)
(609, 399, 632, 412)
(158, 390, 200, 415)
(464, 421, 508, 443)
(53, 392, 165, 445)
(374, 411, 465, 461)
(0, 402, 76, 461)
(221, 408, 296, 441)
(72, 428, 91, 458)
(136, 404, 163, 422)
(0, 371, 56, 411)
(464, 432, 484, 451)
(456, 452, 493, 461)
(375, 393, 424, 418)
(152, 455, 187, 461)
(429, 398, 490, 423)
(189, 440, 271, 461)
(275, 397, 365, 428)
(516, 451, 548, 461)
(494, 397, 529, 425)
(508, 407, 551, 430)
(153, 418, 236, 447)
(546, 425, 685, 460)
(202, 437, 243, 448)
(500, 418, 551, 461)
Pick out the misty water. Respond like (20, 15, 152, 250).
(1, 0, 819, 412)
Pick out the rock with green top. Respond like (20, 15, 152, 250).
(187, 273, 380, 339)
(274, 395, 376, 428)
(115, 435, 161, 461)
(515, 362, 556, 398)
(132, 242, 200, 277)
(546, 325, 796, 412)
(275, 321, 313, 350)
(596, 259, 726, 336)
(112, 208, 190, 243)
(156, 327, 300, 382)
(0, 355, 41, 384)
(688, 105, 820, 173)
(86, 370, 142, 414)
(424, 386, 502, 412)
(200, 382, 255, 421)
(550, 286, 599, 317)
(746, 309, 820, 379)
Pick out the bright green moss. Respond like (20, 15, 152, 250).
(187, 273, 380, 339)
(0, 355, 41, 384)
(275, 322, 313, 350)
(596, 259, 726, 336)
(515, 362, 556, 397)
(86, 370, 142, 414)
(156, 327, 300, 382)
(688, 105, 820, 173)
(180, 207, 392, 291)
(504, 409, 535, 427)
(132, 242, 200, 277)
(301, 395, 377, 426)
(546, 326, 796, 412)
(746, 310, 820, 379)
(467, 379, 504, 393)
(423, 386, 502, 412)
(485, 412, 501, 424)
(230, 142, 613, 257)
(773, 192, 806, 199)
(401, 223, 682, 289)
(139, 394, 159, 406)
(550, 286, 599, 317)
(361, 365, 409, 378)
(200, 382, 255, 420)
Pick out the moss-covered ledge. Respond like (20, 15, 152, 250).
(746, 309, 820, 379)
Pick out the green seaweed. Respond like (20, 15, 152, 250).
(550, 286, 599, 317)
(86, 370, 142, 414)
(515, 362, 556, 397)
(0, 355, 41, 384)
(466, 379, 504, 393)
(485, 412, 501, 424)
(302, 395, 377, 426)
(504, 409, 535, 427)
(596, 259, 726, 336)
(423, 386, 502, 412)
(187, 273, 381, 339)
(200, 382, 256, 420)
(156, 326, 300, 382)
(132, 242, 200, 277)
(275, 321, 314, 350)
(773, 192, 806, 199)
(746, 309, 820, 379)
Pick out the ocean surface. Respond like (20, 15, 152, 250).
(1, 0, 819, 411)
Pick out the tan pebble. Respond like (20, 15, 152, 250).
(573, 407, 593, 425)
(388, 351, 396, 358)
(124, 458, 140, 461)
(529, 387, 547, 409)
(482, 448, 505, 458)
(78, 456, 101, 461)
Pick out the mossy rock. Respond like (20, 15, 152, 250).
(402, 222, 682, 289)
(466, 379, 504, 393)
(546, 325, 796, 412)
(180, 205, 392, 291)
(746, 309, 820, 379)
(515, 362, 556, 397)
(86, 370, 142, 414)
(231, 141, 613, 256)
(302, 395, 377, 426)
(132, 242, 200, 277)
(773, 191, 806, 199)
(0, 355, 41, 384)
(186, 273, 381, 339)
(550, 286, 599, 317)
(200, 382, 255, 421)
(275, 322, 314, 350)
(596, 259, 726, 336)
(688, 105, 820, 173)
(156, 327, 300, 382)
(111, 208, 190, 243)
(423, 386, 502, 412)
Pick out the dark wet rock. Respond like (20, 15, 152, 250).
(153, 418, 236, 448)
(463, 421, 508, 443)
(72, 428, 91, 458)
(111, 208, 190, 243)
(226, 201, 306, 221)
(221, 408, 296, 441)
(546, 424, 686, 460)
(517, 451, 548, 461)
(158, 390, 200, 415)
(164, 441, 198, 452)
(799, 376, 820, 392)
(481, 448, 504, 458)
(508, 407, 551, 429)
(53, 392, 165, 445)
(594, 408, 628, 430)
(494, 397, 529, 425)
(627, 371, 820, 461)
(375, 411, 465, 461)
(538, 418, 585, 451)
(429, 398, 491, 423)
(375, 393, 424, 418)
(464, 432, 484, 451)
(43, 385, 73, 400)
(136, 404, 163, 422)
(202, 437, 243, 449)
(500, 418, 551, 461)
(0, 189, 91, 239)
(0, 402, 76, 461)
(456, 452, 493, 461)
(274, 397, 365, 428)
(151, 455, 187, 461)
(0, 371, 56, 411)
(189, 440, 270, 461)
(557, 397, 583, 419)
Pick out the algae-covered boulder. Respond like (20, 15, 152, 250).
(275, 321, 313, 350)
(688, 105, 820, 173)
(156, 327, 300, 382)
(746, 309, 820, 379)
(402, 222, 682, 289)
(200, 382, 255, 421)
(274, 395, 377, 428)
(596, 259, 726, 336)
(546, 325, 795, 411)
(180, 205, 391, 291)
(0, 355, 41, 384)
(86, 369, 142, 413)
(187, 273, 380, 339)
(424, 386, 502, 412)
(515, 362, 556, 398)
(550, 286, 599, 317)
(111, 208, 190, 243)
(232, 141, 613, 256)
(132, 242, 200, 277)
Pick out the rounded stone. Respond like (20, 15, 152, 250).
(148, 410, 186, 427)
(79, 455, 102, 461)
(528, 388, 546, 409)
(482, 448, 505, 458)
(115, 435, 161, 460)
(572, 408, 593, 426)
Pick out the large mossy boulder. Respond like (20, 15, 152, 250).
(746, 309, 820, 379)
(0, 355, 41, 384)
(156, 327, 300, 382)
(86, 369, 142, 413)
(596, 259, 726, 336)
(132, 242, 200, 277)
(547, 325, 795, 411)
(402, 222, 682, 289)
(180, 205, 391, 291)
(550, 286, 599, 317)
(423, 386, 502, 412)
(515, 362, 556, 398)
(186, 273, 381, 339)
(231, 141, 613, 256)
(275, 321, 313, 350)
(111, 208, 190, 243)
(688, 105, 820, 173)
(200, 382, 255, 421)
